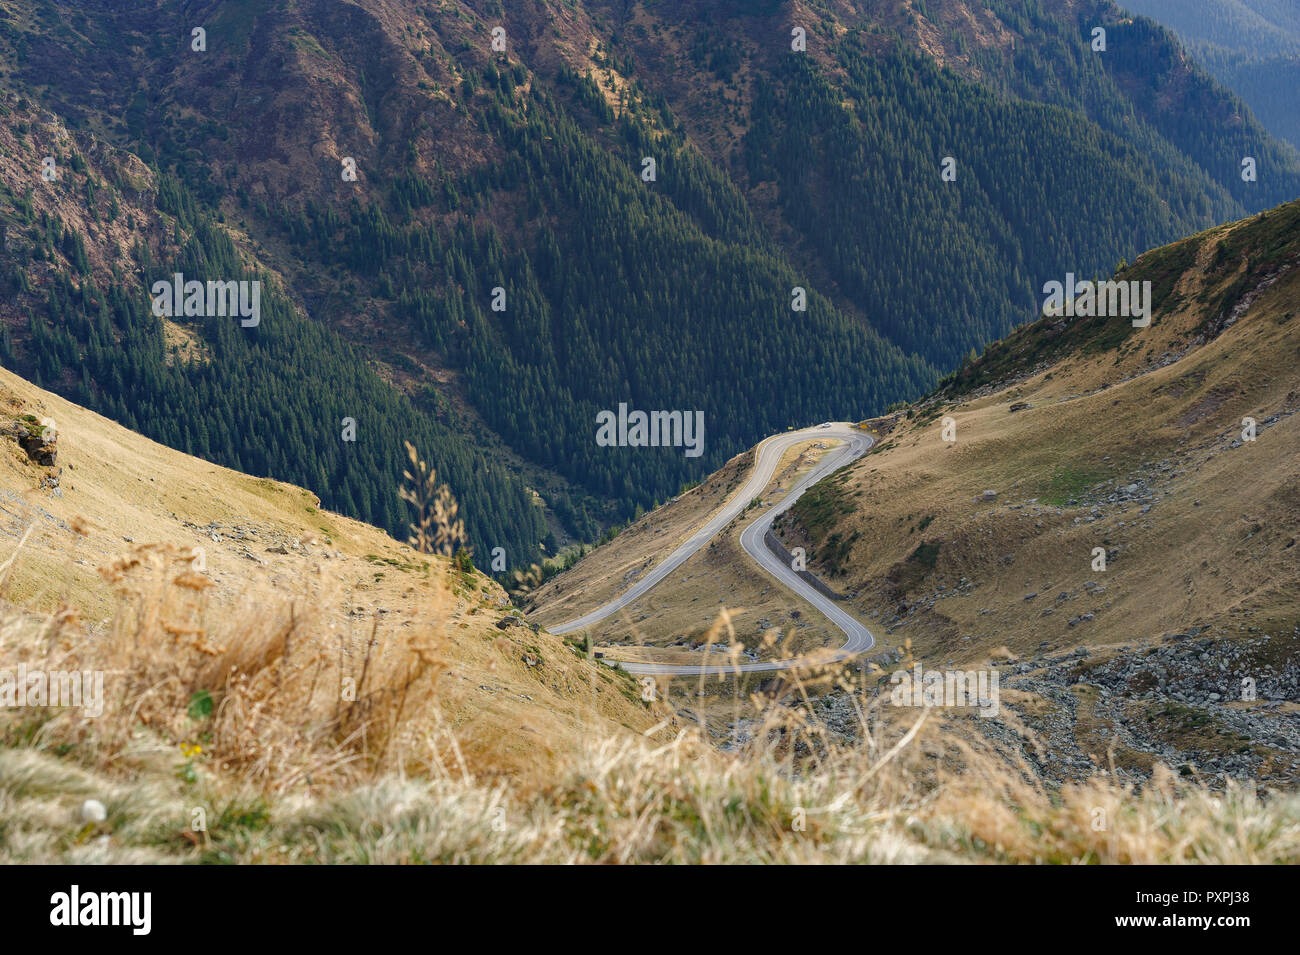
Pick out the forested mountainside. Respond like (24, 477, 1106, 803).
(1119, 0, 1300, 53)
(0, 98, 549, 565)
(1, 0, 1298, 570)
(1120, 0, 1300, 150)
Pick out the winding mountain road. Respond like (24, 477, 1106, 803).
(546, 424, 877, 675)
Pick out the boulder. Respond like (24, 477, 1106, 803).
(16, 429, 56, 465)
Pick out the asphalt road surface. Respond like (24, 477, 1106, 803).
(547, 423, 877, 675)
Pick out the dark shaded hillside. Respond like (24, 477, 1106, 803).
(1119, 0, 1300, 149)
(743, 39, 1258, 366)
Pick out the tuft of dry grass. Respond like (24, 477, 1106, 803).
(399, 442, 465, 559)
(4, 689, 1297, 863)
(0, 538, 460, 796)
(0, 449, 475, 798)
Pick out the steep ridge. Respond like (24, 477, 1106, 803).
(0, 92, 552, 567)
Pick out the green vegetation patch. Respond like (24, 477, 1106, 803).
(363, 554, 430, 575)
(1040, 466, 1107, 507)
(887, 540, 942, 596)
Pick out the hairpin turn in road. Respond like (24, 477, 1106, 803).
(546, 423, 877, 675)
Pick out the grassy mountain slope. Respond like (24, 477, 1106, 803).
(770, 197, 1300, 783)
(0, 360, 665, 788)
(0, 367, 1293, 862)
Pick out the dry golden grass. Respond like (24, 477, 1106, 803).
(2, 534, 1297, 865)
(745, 209, 1300, 672)
(0, 364, 669, 789)
(0, 422, 687, 861)
(4, 595, 1298, 865)
(2, 537, 463, 796)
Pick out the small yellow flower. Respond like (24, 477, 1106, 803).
(180, 742, 202, 759)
